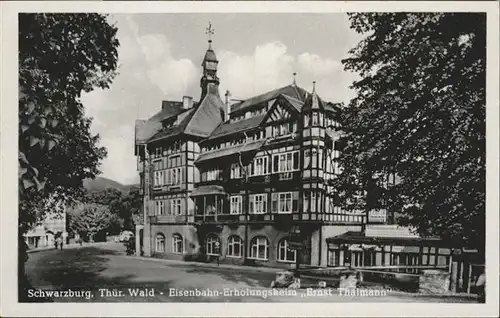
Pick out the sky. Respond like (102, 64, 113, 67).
(80, 13, 364, 185)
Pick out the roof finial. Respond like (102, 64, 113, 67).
(292, 72, 297, 86)
(206, 21, 214, 49)
(312, 81, 316, 93)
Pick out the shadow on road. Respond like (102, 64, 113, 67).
(22, 245, 173, 302)
(182, 266, 275, 288)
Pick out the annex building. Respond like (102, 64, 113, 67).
(134, 32, 453, 269)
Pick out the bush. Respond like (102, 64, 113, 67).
(183, 253, 208, 262)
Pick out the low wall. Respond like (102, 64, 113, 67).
(419, 269, 450, 294)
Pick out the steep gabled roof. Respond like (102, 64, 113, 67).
(230, 84, 309, 114)
(147, 107, 197, 143)
(280, 94, 304, 112)
(208, 114, 266, 140)
(135, 101, 188, 145)
(184, 94, 225, 137)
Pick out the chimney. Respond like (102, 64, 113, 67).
(182, 96, 193, 110)
(224, 90, 231, 122)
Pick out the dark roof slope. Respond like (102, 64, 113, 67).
(184, 94, 224, 137)
(208, 114, 266, 140)
(135, 101, 187, 145)
(147, 107, 197, 143)
(230, 84, 309, 113)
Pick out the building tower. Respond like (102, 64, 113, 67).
(301, 82, 326, 217)
(200, 22, 220, 100)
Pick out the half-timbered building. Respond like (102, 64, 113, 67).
(134, 31, 453, 269)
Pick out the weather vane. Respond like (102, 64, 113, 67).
(206, 21, 214, 43)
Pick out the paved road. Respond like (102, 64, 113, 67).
(24, 242, 477, 303)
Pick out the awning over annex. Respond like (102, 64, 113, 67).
(195, 139, 267, 164)
(190, 185, 226, 197)
(326, 231, 445, 247)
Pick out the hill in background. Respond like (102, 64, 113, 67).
(83, 177, 139, 193)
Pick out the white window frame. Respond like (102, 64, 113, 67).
(155, 234, 165, 253)
(310, 192, 317, 213)
(227, 236, 243, 258)
(249, 236, 269, 260)
(206, 235, 220, 256)
(170, 198, 182, 215)
(156, 200, 164, 215)
(252, 156, 269, 176)
(278, 192, 293, 214)
(230, 196, 242, 215)
(230, 163, 241, 179)
(277, 239, 297, 263)
(172, 234, 183, 254)
(250, 194, 267, 214)
(272, 151, 299, 173)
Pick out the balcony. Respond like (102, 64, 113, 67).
(270, 171, 301, 183)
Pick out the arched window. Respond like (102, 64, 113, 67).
(249, 236, 269, 260)
(227, 235, 243, 258)
(155, 233, 165, 253)
(172, 234, 183, 254)
(277, 238, 297, 262)
(206, 234, 220, 255)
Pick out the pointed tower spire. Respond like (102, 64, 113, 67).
(206, 21, 214, 49)
(201, 21, 220, 99)
(302, 81, 324, 111)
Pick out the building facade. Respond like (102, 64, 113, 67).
(134, 35, 448, 269)
(24, 200, 67, 249)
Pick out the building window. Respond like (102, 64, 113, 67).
(230, 163, 241, 179)
(249, 236, 269, 260)
(156, 200, 165, 215)
(172, 234, 183, 254)
(250, 156, 269, 176)
(155, 233, 165, 253)
(327, 247, 341, 267)
(170, 198, 182, 215)
(272, 151, 299, 173)
(278, 192, 293, 214)
(272, 121, 297, 138)
(312, 112, 319, 126)
(227, 235, 243, 258)
(250, 194, 267, 214)
(169, 167, 182, 185)
(277, 238, 297, 263)
(230, 196, 242, 215)
(206, 235, 220, 255)
(304, 114, 310, 127)
(311, 192, 317, 212)
(206, 168, 222, 181)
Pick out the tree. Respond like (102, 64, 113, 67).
(18, 14, 119, 301)
(335, 13, 485, 254)
(68, 203, 115, 242)
(19, 13, 119, 232)
(18, 13, 119, 235)
(84, 186, 142, 232)
(120, 186, 142, 230)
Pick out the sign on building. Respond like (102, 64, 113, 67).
(368, 209, 387, 223)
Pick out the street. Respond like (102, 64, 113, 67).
(24, 242, 477, 303)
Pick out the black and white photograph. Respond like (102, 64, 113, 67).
(1, 1, 499, 317)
